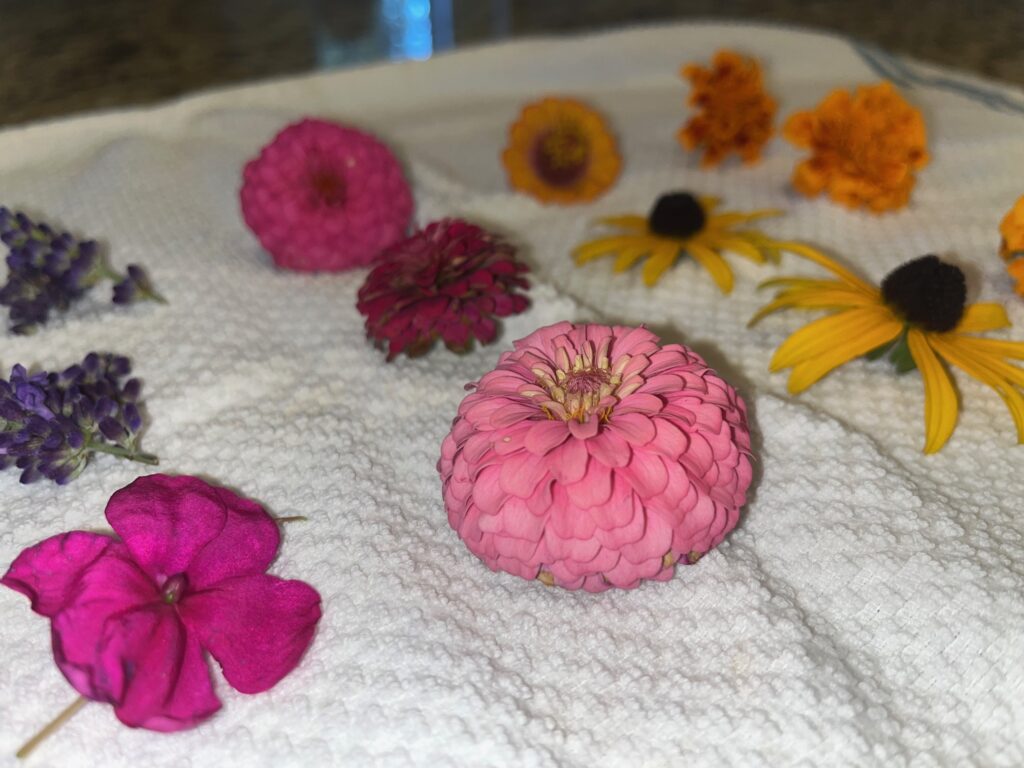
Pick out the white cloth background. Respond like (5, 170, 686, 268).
(0, 22, 1022, 768)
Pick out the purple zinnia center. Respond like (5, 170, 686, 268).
(308, 168, 346, 208)
(564, 368, 611, 395)
(531, 123, 589, 187)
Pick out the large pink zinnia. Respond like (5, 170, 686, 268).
(438, 322, 753, 592)
(1, 474, 322, 731)
(240, 118, 413, 271)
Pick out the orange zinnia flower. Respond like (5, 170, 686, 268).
(502, 97, 621, 205)
(999, 195, 1024, 296)
(783, 82, 929, 213)
(678, 50, 777, 168)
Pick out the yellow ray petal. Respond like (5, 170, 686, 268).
(641, 247, 678, 286)
(930, 336, 1007, 388)
(613, 244, 656, 273)
(770, 305, 900, 371)
(931, 336, 1024, 444)
(596, 215, 648, 232)
(748, 286, 876, 326)
(573, 236, 648, 264)
(734, 231, 784, 262)
(705, 233, 767, 264)
(955, 303, 1011, 334)
(758, 277, 857, 292)
(950, 335, 1024, 363)
(945, 338, 1024, 387)
(906, 329, 959, 454)
(686, 241, 734, 294)
(768, 241, 877, 295)
(785, 318, 905, 394)
(706, 209, 783, 229)
(698, 196, 722, 212)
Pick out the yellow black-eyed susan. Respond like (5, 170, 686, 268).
(752, 248, 1024, 454)
(573, 191, 786, 290)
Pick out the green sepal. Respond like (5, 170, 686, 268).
(888, 329, 917, 374)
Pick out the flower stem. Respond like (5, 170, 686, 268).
(143, 288, 169, 305)
(88, 442, 160, 466)
(16, 697, 87, 760)
(274, 515, 307, 524)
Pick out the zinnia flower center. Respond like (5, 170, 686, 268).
(308, 168, 346, 207)
(532, 123, 590, 187)
(880, 254, 966, 333)
(532, 343, 623, 422)
(648, 192, 707, 239)
(161, 573, 188, 605)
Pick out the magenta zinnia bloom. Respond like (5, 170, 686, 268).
(240, 118, 413, 271)
(1, 474, 321, 731)
(357, 219, 530, 359)
(439, 322, 753, 592)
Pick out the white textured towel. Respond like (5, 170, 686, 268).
(1, 22, 1023, 768)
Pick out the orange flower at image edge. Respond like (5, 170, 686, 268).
(678, 49, 777, 168)
(783, 82, 929, 213)
(1000, 195, 1024, 296)
(502, 97, 622, 205)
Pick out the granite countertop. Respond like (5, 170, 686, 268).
(2, 0, 1023, 128)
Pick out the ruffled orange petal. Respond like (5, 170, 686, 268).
(678, 50, 777, 168)
(782, 82, 928, 213)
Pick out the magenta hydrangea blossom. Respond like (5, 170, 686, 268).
(240, 118, 413, 271)
(1, 474, 321, 731)
(439, 322, 753, 592)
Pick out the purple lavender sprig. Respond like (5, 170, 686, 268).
(0, 206, 164, 334)
(0, 352, 157, 484)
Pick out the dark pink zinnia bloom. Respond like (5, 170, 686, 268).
(240, 118, 413, 271)
(356, 219, 530, 360)
(1, 475, 321, 731)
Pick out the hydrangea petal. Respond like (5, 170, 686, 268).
(49, 544, 159, 701)
(180, 575, 322, 694)
(105, 475, 228, 583)
(1, 531, 114, 617)
(185, 486, 282, 590)
(99, 607, 221, 732)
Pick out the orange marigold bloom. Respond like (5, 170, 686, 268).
(501, 97, 621, 205)
(1002, 196, 1024, 296)
(783, 82, 929, 213)
(678, 50, 777, 168)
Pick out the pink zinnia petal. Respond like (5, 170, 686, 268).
(180, 575, 322, 694)
(524, 420, 571, 455)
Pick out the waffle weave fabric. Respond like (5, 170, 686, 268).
(1, 22, 1022, 768)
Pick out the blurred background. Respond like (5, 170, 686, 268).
(2, 0, 1022, 128)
